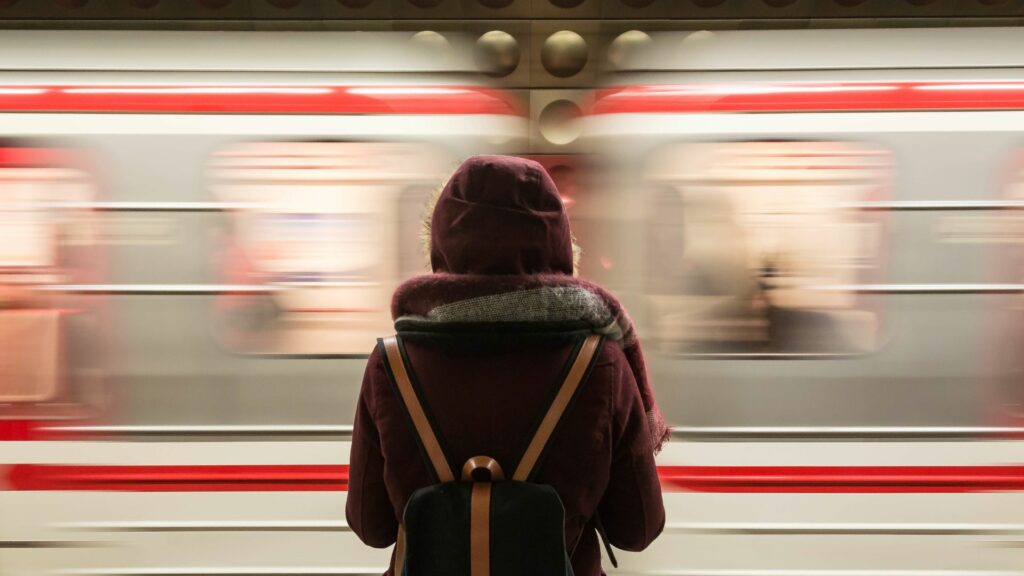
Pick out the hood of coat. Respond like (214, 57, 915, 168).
(425, 155, 579, 276)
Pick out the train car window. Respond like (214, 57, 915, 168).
(208, 141, 452, 356)
(643, 141, 890, 356)
(0, 146, 106, 417)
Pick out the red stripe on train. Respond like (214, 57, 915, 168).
(591, 82, 1024, 115)
(4, 464, 1024, 493)
(0, 147, 91, 168)
(0, 86, 521, 116)
(659, 465, 1024, 493)
(0, 421, 40, 441)
(4, 464, 349, 492)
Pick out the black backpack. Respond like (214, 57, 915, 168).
(378, 333, 605, 576)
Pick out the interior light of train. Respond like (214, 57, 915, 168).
(0, 85, 521, 115)
(619, 84, 899, 96)
(912, 83, 1024, 91)
(0, 88, 49, 95)
(62, 87, 334, 95)
(1, 86, 481, 97)
(591, 81, 1024, 114)
(346, 87, 472, 95)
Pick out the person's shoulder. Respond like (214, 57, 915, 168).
(361, 343, 388, 389)
(584, 339, 634, 400)
(363, 342, 384, 368)
(593, 338, 629, 370)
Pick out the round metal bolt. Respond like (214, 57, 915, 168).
(541, 30, 588, 78)
(411, 30, 452, 59)
(538, 99, 583, 146)
(607, 29, 651, 70)
(681, 29, 716, 50)
(475, 30, 521, 77)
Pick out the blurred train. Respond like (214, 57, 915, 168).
(578, 26, 1024, 574)
(1, 26, 1024, 576)
(0, 29, 526, 576)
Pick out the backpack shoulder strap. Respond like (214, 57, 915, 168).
(380, 335, 455, 483)
(512, 334, 603, 482)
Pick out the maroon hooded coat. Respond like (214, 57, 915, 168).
(346, 156, 665, 576)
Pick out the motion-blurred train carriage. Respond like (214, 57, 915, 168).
(2, 25, 1024, 576)
(0, 30, 523, 576)
(579, 26, 1024, 574)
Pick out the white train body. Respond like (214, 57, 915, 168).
(1, 27, 1024, 576)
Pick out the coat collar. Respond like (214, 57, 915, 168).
(391, 273, 670, 452)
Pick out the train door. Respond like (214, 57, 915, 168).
(0, 146, 107, 425)
(989, 154, 1024, 427)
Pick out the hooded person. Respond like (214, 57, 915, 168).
(346, 155, 667, 576)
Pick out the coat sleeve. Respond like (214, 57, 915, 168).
(596, 349, 666, 552)
(346, 347, 399, 548)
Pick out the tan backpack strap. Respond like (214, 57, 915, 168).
(470, 483, 492, 576)
(382, 336, 455, 483)
(512, 334, 602, 482)
(394, 525, 407, 574)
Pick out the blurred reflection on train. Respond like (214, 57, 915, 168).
(579, 27, 1024, 575)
